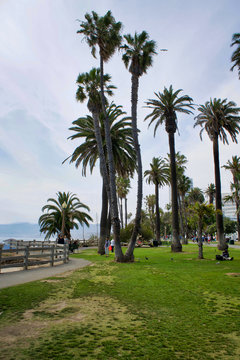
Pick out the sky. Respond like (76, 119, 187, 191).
(0, 0, 240, 226)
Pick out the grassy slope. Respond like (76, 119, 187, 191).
(0, 245, 240, 359)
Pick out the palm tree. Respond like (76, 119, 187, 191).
(194, 98, 240, 250)
(145, 85, 194, 252)
(77, 11, 124, 261)
(223, 156, 240, 184)
(75, 67, 114, 216)
(65, 103, 136, 254)
(116, 176, 131, 228)
(167, 152, 188, 240)
(144, 157, 170, 243)
(187, 187, 205, 205)
(223, 156, 240, 241)
(39, 192, 92, 240)
(230, 33, 240, 79)
(121, 31, 157, 260)
(205, 183, 216, 204)
(145, 194, 156, 234)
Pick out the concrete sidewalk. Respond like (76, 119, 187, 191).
(0, 257, 91, 289)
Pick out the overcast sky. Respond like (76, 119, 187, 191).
(0, 0, 239, 225)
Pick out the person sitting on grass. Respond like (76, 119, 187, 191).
(222, 247, 233, 260)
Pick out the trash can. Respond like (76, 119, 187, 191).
(229, 239, 234, 245)
(153, 240, 158, 247)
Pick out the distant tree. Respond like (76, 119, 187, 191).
(145, 194, 156, 233)
(205, 183, 216, 204)
(187, 187, 205, 205)
(116, 176, 132, 228)
(39, 192, 92, 240)
(145, 86, 194, 252)
(190, 203, 215, 259)
(144, 157, 170, 242)
(194, 98, 240, 250)
(178, 174, 192, 240)
(230, 33, 240, 79)
(223, 156, 240, 241)
(223, 215, 238, 236)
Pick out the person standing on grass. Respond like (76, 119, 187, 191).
(111, 238, 115, 253)
(105, 239, 110, 257)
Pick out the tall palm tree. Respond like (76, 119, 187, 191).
(75, 67, 114, 206)
(77, 11, 124, 261)
(121, 31, 157, 260)
(205, 183, 216, 204)
(223, 156, 240, 241)
(39, 192, 92, 240)
(194, 98, 240, 250)
(145, 85, 194, 252)
(65, 103, 136, 254)
(230, 33, 240, 79)
(144, 157, 170, 242)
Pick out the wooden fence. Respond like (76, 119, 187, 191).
(0, 242, 69, 273)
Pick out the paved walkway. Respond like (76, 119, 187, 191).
(0, 257, 91, 289)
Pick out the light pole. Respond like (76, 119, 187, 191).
(61, 201, 67, 236)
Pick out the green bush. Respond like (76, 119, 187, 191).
(120, 223, 154, 242)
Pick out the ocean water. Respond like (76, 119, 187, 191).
(0, 223, 98, 250)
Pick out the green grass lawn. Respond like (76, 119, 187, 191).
(0, 245, 240, 359)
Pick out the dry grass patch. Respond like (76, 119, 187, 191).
(226, 273, 240, 277)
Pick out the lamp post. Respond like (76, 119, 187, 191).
(61, 201, 67, 236)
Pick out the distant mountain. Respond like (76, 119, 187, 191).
(0, 222, 98, 241)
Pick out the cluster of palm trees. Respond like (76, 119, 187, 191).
(64, 11, 158, 262)
(39, 11, 240, 260)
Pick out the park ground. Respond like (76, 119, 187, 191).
(0, 244, 240, 359)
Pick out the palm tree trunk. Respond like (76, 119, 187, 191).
(120, 198, 123, 229)
(107, 208, 111, 238)
(233, 177, 240, 242)
(99, 56, 124, 262)
(98, 181, 108, 255)
(168, 131, 182, 252)
(155, 183, 160, 242)
(237, 211, 240, 242)
(209, 194, 214, 204)
(213, 135, 226, 250)
(182, 195, 188, 244)
(178, 193, 184, 239)
(125, 197, 128, 228)
(61, 209, 65, 236)
(235, 189, 240, 242)
(125, 73, 143, 261)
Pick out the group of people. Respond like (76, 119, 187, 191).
(56, 233, 78, 253)
(192, 234, 215, 243)
(105, 238, 115, 256)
